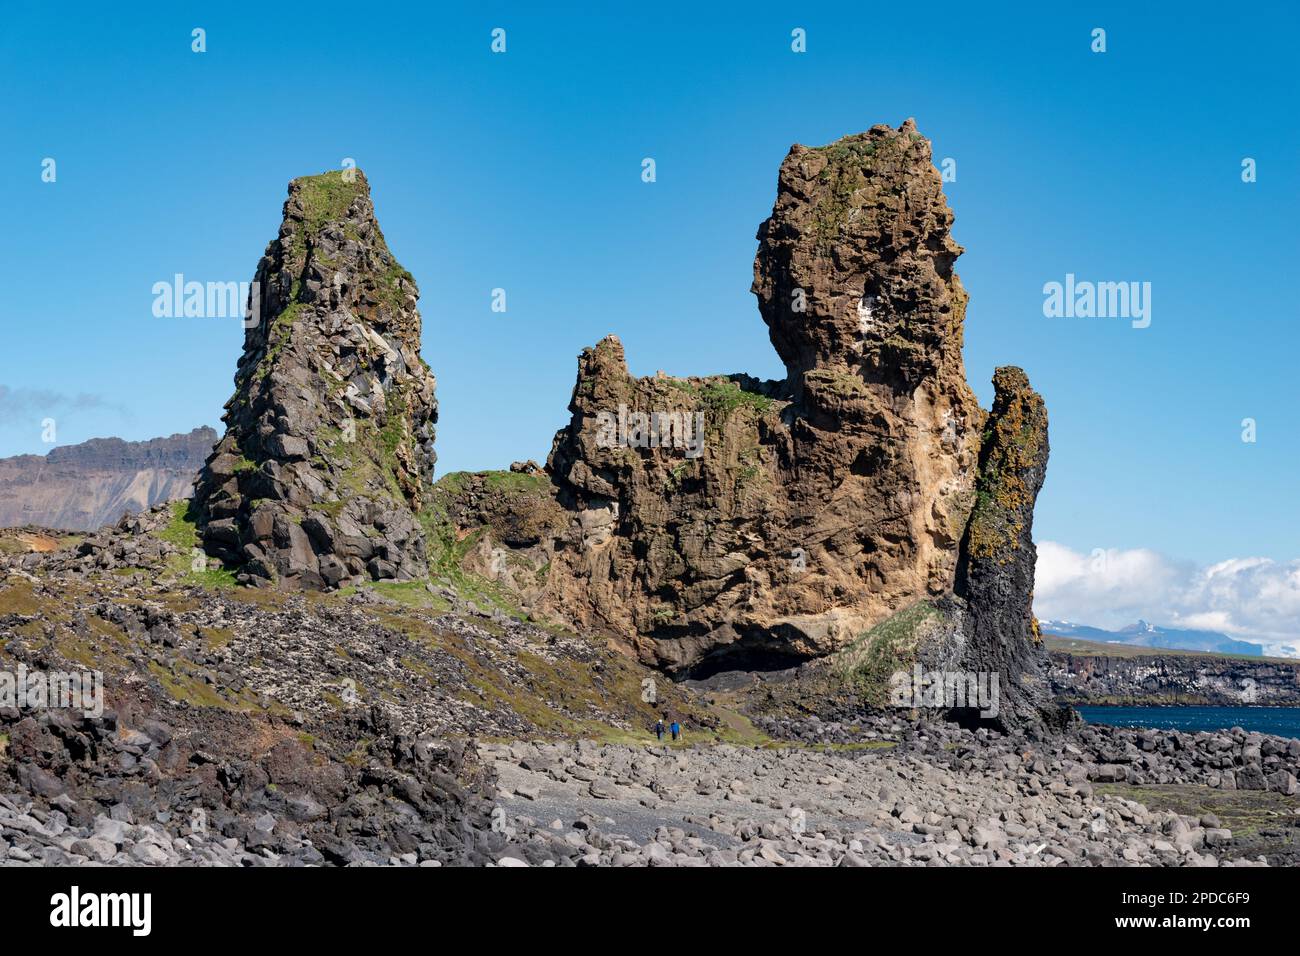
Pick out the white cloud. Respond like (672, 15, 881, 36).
(1034, 541, 1300, 658)
(0, 385, 128, 428)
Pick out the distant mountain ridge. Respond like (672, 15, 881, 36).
(0, 427, 216, 531)
(1040, 618, 1264, 657)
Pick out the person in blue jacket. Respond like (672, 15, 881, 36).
(670, 720, 681, 742)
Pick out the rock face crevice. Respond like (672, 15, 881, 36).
(192, 170, 438, 588)
(539, 121, 1044, 693)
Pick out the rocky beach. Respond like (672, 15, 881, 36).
(2, 553, 1298, 868)
(3, 120, 1296, 870)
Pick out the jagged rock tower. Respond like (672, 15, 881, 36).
(546, 121, 986, 663)
(533, 120, 1054, 726)
(192, 170, 438, 588)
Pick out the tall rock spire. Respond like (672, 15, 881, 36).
(192, 170, 438, 588)
(955, 366, 1055, 730)
(540, 121, 990, 674)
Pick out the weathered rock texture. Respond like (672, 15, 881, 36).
(536, 121, 1050, 718)
(191, 171, 438, 588)
(0, 427, 215, 531)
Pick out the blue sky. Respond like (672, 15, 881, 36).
(3, 2, 1298, 640)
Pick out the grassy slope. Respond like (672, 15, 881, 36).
(0, 563, 774, 749)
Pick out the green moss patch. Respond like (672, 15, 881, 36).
(0, 581, 42, 616)
(157, 500, 199, 549)
(666, 377, 775, 421)
(293, 170, 367, 239)
(833, 601, 941, 706)
(371, 579, 451, 613)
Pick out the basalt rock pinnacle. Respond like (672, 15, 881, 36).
(192, 170, 438, 588)
(954, 366, 1053, 729)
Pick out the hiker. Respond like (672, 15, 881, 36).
(655, 717, 665, 741)
(670, 720, 681, 742)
